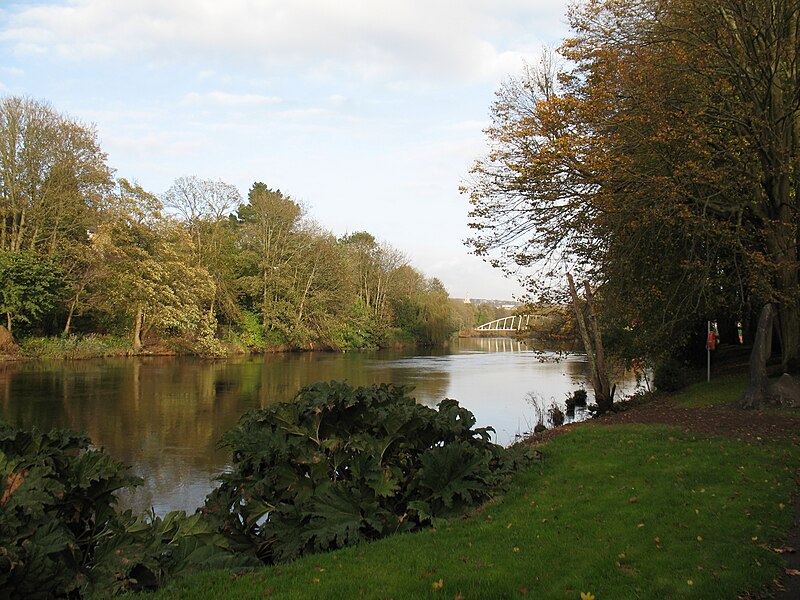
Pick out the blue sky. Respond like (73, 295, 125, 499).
(0, 0, 570, 300)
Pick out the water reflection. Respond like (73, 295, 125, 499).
(0, 339, 614, 515)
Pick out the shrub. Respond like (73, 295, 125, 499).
(203, 381, 514, 564)
(236, 310, 266, 350)
(548, 403, 565, 427)
(0, 422, 141, 597)
(0, 422, 259, 598)
(19, 334, 131, 359)
(653, 359, 691, 392)
(565, 389, 587, 416)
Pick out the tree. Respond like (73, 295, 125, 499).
(467, 0, 800, 370)
(389, 268, 455, 345)
(0, 96, 113, 255)
(0, 250, 63, 333)
(340, 231, 406, 323)
(567, 273, 612, 411)
(162, 176, 242, 323)
(234, 183, 305, 341)
(91, 180, 215, 351)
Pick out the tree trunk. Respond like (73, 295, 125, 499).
(740, 303, 775, 409)
(583, 280, 613, 412)
(63, 286, 84, 335)
(132, 304, 143, 352)
(6, 313, 11, 334)
(567, 273, 613, 413)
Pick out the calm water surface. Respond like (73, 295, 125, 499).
(0, 338, 609, 515)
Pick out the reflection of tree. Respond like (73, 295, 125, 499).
(0, 352, 457, 513)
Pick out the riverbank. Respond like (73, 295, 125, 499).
(140, 375, 800, 600)
(0, 331, 425, 362)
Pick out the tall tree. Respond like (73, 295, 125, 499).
(467, 0, 800, 369)
(163, 176, 241, 322)
(234, 183, 305, 339)
(340, 231, 406, 323)
(0, 96, 112, 255)
(91, 180, 215, 351)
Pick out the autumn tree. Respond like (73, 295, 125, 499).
(467, 0, 800, 370)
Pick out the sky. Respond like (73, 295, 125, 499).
(0, 0, 571, 300)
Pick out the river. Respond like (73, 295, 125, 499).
(0, 338, 607, 515)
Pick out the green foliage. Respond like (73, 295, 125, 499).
(0, 421, 141, 597)
(88, 509, 261, 596)
(203, 381, 513, 564)
(0, 251, 64, 333)
(234, 310, 266, 350)
(19, 334, 132, 359)
(0, 421, 260, 598)
(653, 359, 691, 392)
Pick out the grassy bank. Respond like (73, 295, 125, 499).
(18, 334, 133, 359)
(144, 410, 799, 598)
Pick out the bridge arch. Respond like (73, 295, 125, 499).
(475, 314, 534, 332)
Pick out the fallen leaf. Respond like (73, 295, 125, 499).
(432, 579, 444, 591)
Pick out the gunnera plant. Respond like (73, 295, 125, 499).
(0, 422, 260, 598)
(202, 381, 514, 564)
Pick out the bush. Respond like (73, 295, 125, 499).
(547, 403, 565, 427)
(203, 381, 514, 564)
(0, 422, 259, 598)
(0, 422, 140, 597)
(19, 334, 131, 359)
(565, 389, 588, 416)
(236, 310, 266, 350)
(653, 359, 691, 392)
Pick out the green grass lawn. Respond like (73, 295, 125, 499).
(145, 421, 799, 599)
(672, 373, 750, 407)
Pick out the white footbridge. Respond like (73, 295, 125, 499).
(475, 315, 535, 332)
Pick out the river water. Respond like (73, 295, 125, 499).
(0, 338, 607, 515)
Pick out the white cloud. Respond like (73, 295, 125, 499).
(181, 91, 282, 106)
(0, 66, 24, 76)
(0, 0, 569, 84)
